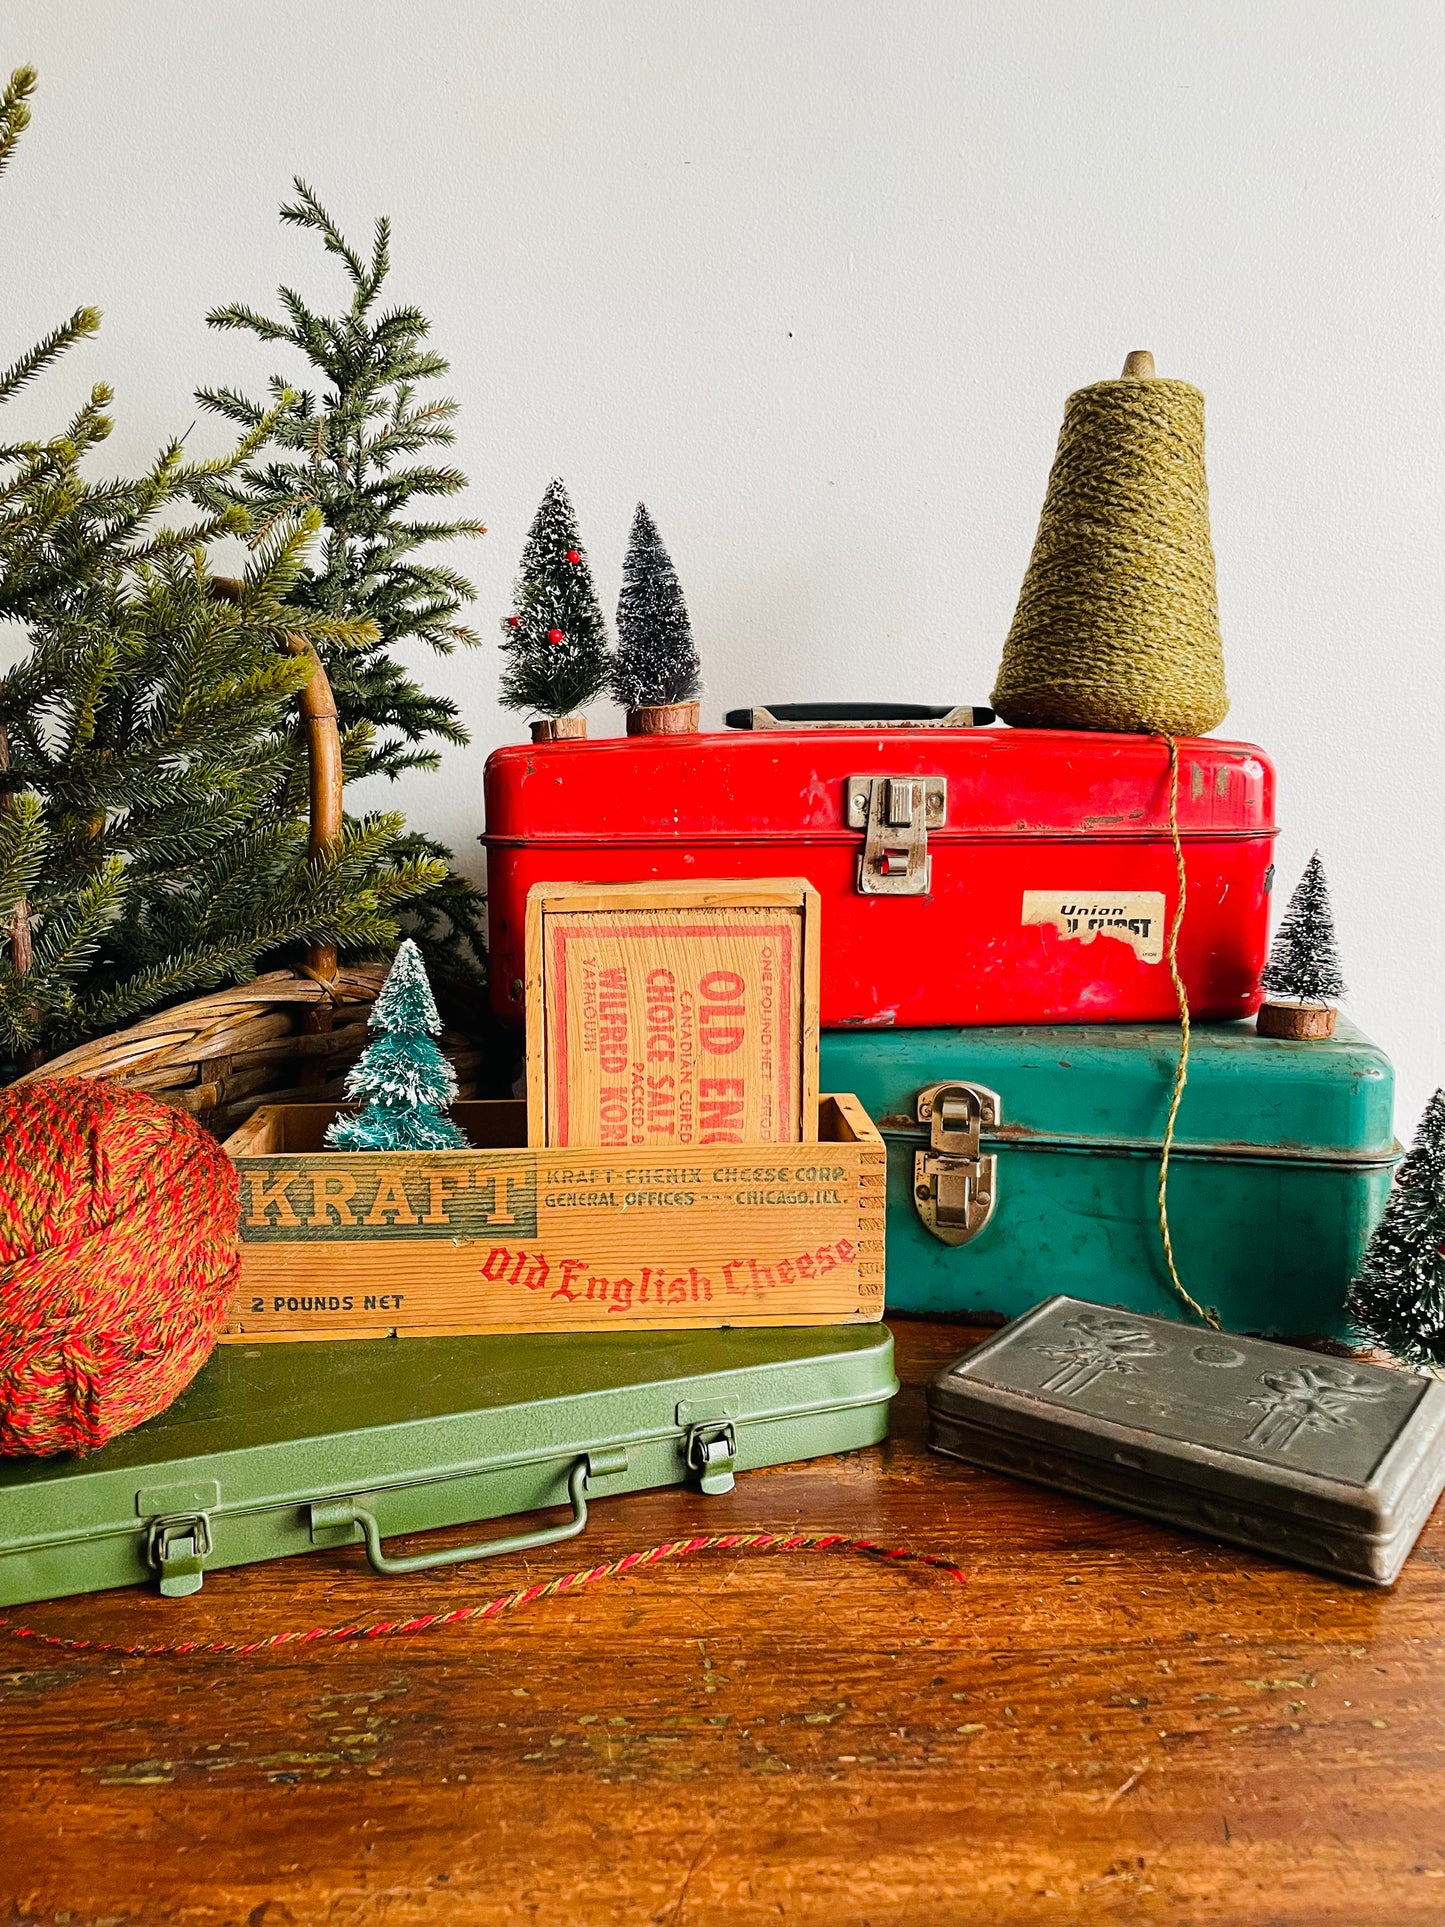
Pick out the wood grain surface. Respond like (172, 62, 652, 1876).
(4, 1317, 1443, 1926)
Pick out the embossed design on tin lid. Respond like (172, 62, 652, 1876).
(1036, 1310, 1164, 1399)
(1243, 1365, 1390, 1453)
(1192, 1342, 1246, 1368)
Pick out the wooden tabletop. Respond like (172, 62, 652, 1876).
(4, 1317, 1443, 1926)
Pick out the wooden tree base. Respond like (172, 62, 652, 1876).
(530, 716, 587, 742)
(1257, 1000, 1338, 1040)
(626, 701, 700, 736)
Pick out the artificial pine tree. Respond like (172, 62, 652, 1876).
(1346, 1090, 1445, 1369)
(611, 502, 701, 722)
(1262, 853, 1345, 1002)
(0, 69, 447, 1064)
(327, 939, 466, 1150)
(194, 182, 488, 991)
(0, 66, 259, 631)
(0, 524, 446, 1060)
(1257, 851, 1346, 1040)
(499, 480, 611, 727)
(196, 181, 484, 783)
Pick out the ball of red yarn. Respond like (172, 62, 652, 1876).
(0, 1078, 241, 1457)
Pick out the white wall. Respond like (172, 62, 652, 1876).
(5, 0, 1442, 1133)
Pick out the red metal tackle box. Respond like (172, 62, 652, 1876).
(482, 724, 1277, 1030)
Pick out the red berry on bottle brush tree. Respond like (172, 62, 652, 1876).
(498, 479, 610, 720)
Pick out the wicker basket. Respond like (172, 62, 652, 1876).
(10, 622, 482, 1138)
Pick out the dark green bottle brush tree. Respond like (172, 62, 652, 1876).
(1260, 852, 1346, 1006)
(1347, 1090, 1445, 1370)
(327, 938, 466, 1150)
(499, 479, 611, 730)
(610, 502, 701, 719)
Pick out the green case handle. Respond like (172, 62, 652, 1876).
(309, 1446, 630, 1577)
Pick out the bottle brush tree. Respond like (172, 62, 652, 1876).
(1347, 1090, 1445, 1369)
(327, 937, 466, 1150)
(610, 502, 700, 711)
(194, 180, 488, 990)
(1260, 852, 1345, 1006)
(499, 478, 611, 721)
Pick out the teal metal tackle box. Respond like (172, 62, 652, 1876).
(0, 1325, 897, 1606)
(819, 1018, 1397, 1339)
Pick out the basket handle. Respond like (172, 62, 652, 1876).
(211, 578, 341, 982)
(283, 631, 343, 983)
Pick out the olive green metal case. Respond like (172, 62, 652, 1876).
(0, 1326, 897, 1606)
(819, 1018, 1396, 1338)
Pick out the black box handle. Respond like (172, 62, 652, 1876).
(725, 702, 994, 730)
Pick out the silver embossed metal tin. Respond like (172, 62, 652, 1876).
(927, 1295, 1445, 1585)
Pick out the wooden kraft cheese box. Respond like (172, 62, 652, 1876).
(525, 878, 821, 1149)
(220, 1098, 884, 1342)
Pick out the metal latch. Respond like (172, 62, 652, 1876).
(846, 775, 946, 896)
(686, 1421, 738, 1495)
(148, 1513, 213, 1597)
(138, 1480, 220, 1597)
(913, 1080, 1002, 1247)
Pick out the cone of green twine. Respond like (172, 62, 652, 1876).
(991, 350, 1229, 736)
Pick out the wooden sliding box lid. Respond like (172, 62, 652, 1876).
(927, 1295, 1445, 1586)
(525, 878, 821, 1149)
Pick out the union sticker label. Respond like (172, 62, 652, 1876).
(1021, 890, 1167, 965)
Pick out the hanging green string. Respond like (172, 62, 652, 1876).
(1158, 736, 1220, 1330)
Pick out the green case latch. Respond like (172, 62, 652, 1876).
(686, 1422, 738, 1495)
(148, 1514, 213, 1597)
